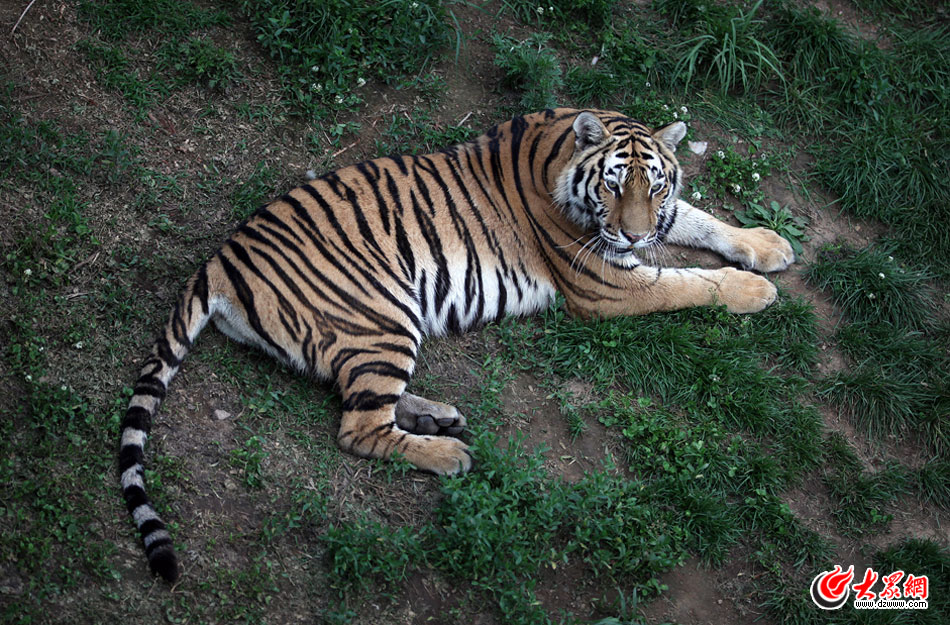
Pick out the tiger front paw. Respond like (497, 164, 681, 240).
(728, 227, 795, 273)
(715, 267, 777, 313)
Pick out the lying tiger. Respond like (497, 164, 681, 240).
(119, 108, 794, 581)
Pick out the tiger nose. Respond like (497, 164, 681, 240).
(622, 230, 645, 243)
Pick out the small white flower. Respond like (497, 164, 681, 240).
(61, 385, 67, 391)
(537, 6, 544, 14)
(673, 111, 678, 118)
(868, 293, 876, 300)
(25, 374, 32, 382)
(888, 256, 894, 262)
(691, 191, 702, 201)
(645, 81, 651, 87)
(335, 94, 344, 104)
(662, 104, 669, 110)
(549, 5, 555, 11)
(311, 65, 320, 73)
(751, 172, 760, 182)
(751, 161, 757, 168)
(680, 106, 688, 114)
(716, 150, 725, 159)
(878, 273, 886, 279)
(24, 268, 32, 276)
(410, 1, 419, 7)
(356, 77, 366, 88)
(74, 341, 84, 349)
(731, 183, 742, 194)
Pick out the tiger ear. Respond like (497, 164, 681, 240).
(652, 121, 687, 152)
(573, 111, 609, 152)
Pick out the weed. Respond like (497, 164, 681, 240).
(492, 33, 564, 111)
(323, 517, 423, 599)
(96, 129, 139, 184)
(694, 92, 779, 139)
(823, 455, 911, 537)
(764, 78, 834, 132)
(374, 110, 477, 157)
(229, 162, 282, 220)
(820, 365, 946, 452)
(79, 0, 229, 40)
(165, 37, 242, 90)
(766, 4, 857, 83)
(552, 389, 587, 440)
(705, 144, 779, 209)
(502, 0, 615, 28)
(804, 244, 935, 330)
(663, 0, 782, 93)
(230, 435, 269, 488)
(915, 458, 950, 509)
(735, 200, 810, 257)
(565, 66, 623, 108)
(241, 0, 453, 115)
(836, 323, 945, 374)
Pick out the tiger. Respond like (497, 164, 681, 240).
(118, 108, 794, 582)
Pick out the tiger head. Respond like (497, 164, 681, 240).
(553, 111, 687, 263)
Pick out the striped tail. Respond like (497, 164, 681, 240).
(118, 264, 211, 582)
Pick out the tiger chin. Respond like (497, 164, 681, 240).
(118, 108, 794, 582)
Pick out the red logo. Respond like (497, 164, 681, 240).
(810, 565, 855, 610)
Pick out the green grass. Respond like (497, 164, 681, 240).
(766, 3, 858, 83)
(804, 244, 935, 330)
(659, 0, 782, 93)
(164, 37, 243, 90)
(79, 0, 229, 40)
(240, 0, 454, 116)
(374, 109, 478, 157)
(492, 33, 564, 111)
(501, 0, 616, 28)
(496, 300, 834, 567)
(229, 161, 283, 220)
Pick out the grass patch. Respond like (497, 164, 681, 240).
(164, 37, 243, 90)
(496, 300, 832, 567)
(658, 0, 782, 93)
(766, 3, 858, 83)
(240, 0, 454, 116)
(501, 0, 616, 28)
(804, 244, 935, 330)
(493, 33, 564, 111)
(229, 162, 283, 220)
(374, 109, 478, 157)
(79, 0, 228, 40)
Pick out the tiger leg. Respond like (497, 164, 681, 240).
(666, 199, 795, 272)
(395, 393, 466, 436)
(564, 264, 777, 317)
(335, 345, 472, 475)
